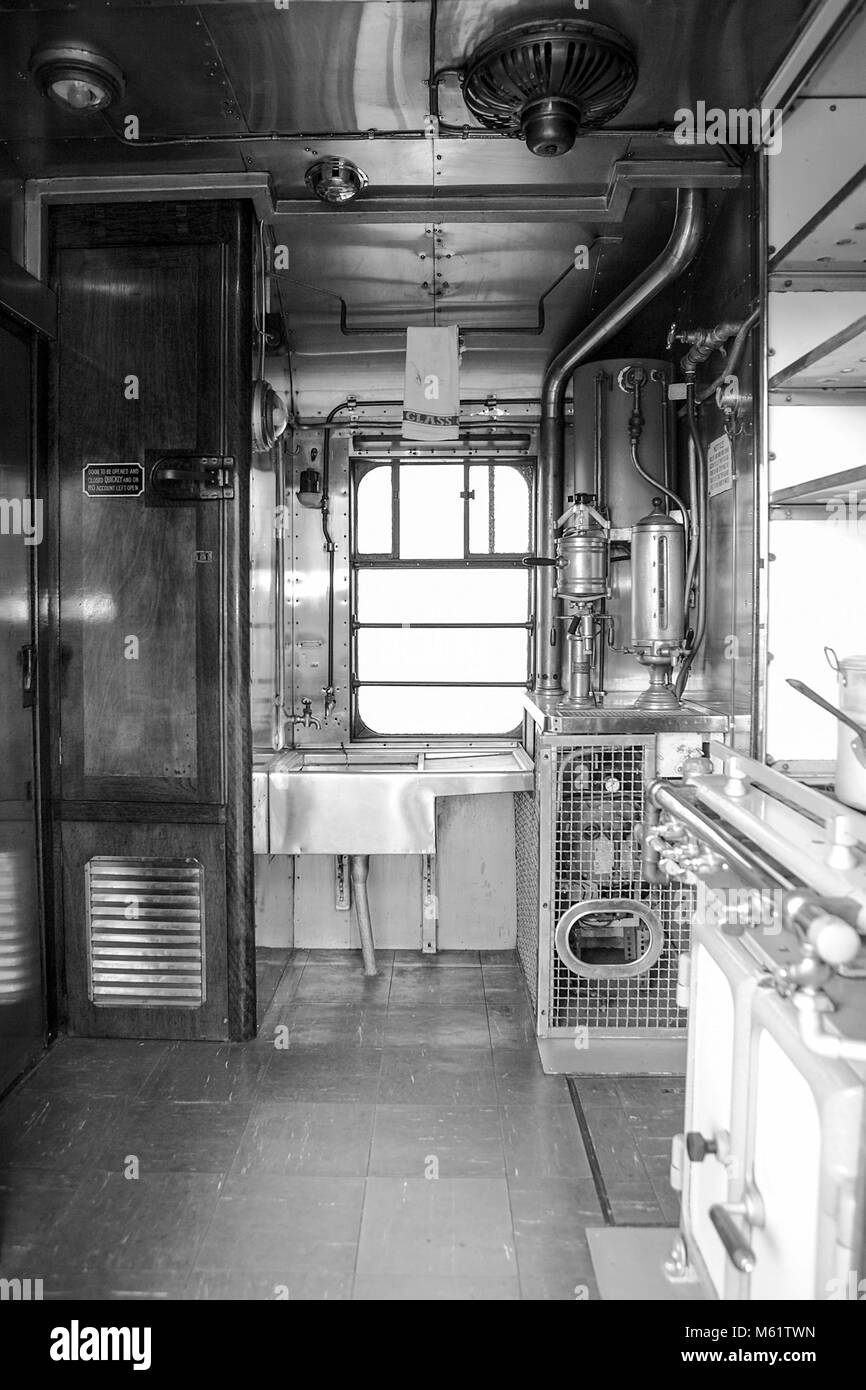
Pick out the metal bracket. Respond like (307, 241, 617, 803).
(334, 855, 351, 911)
(421, 853, 438, 954)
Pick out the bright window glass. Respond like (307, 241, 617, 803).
(353, 459, 533, 736)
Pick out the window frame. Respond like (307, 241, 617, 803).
(350, 455, 536, 741)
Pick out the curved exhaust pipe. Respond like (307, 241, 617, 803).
(534, 188, 705, 699)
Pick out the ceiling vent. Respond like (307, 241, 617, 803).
(462, 19, 638, 156)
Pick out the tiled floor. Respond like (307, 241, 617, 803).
(0, 949, 683, 1301)
(570, 1076, 685, 1227)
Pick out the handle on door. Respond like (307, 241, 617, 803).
(709, 1203, 756, 1274)
(20, 643, 37, 707)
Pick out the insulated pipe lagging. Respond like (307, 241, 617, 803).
(350, 855, 377, 976)
(535, 188, 705, 697)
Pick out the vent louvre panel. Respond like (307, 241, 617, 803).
(86, 857, 205, 1008)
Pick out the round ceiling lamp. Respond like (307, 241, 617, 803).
(304, 158, 369, 204)
(29, 41, 126, 113)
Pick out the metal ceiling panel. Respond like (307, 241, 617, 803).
(205, 2, 430, 133)
(0, 8, 243, 142)
(435, 0, 814, 124)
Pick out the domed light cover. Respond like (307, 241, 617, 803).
(305, 158, 369, 204)
(252, 380, 289, 454)
(29, 42, 125, 113)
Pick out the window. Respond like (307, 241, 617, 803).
(351, 458, 534, 736)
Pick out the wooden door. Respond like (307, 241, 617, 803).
(48, 202, 254, 1040)
(0, 315, 44, 1090)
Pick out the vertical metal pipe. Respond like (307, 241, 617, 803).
(350, 854, 377, 976)
(752, 153, 771, 759)
(535, 189, 705, 699)
(272, 436, 287, 751)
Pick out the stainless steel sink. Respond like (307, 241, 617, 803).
(256, 745, 533, 855)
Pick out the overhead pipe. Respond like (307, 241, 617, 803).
(534, 188, 705, 700)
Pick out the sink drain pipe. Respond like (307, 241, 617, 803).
(350, 855, 378, 976)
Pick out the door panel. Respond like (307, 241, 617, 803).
(0, 317, 43, 1092)
(58, 244, 223, 804)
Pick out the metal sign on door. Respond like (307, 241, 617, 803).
(82, 462, 144, 497)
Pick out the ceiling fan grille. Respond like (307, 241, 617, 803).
(462, 19, 638, 155)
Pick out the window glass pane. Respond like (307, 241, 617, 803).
(767, 518, 866, 761)
(399, 464, 464, 558)
(469, 465, 531, 554)
(357, 628, 527, 683)
(356, 465, 392, 553)
(356, 569, 529, 624)
(358, 686, 524, 735)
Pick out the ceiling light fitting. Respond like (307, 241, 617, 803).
(29, 41, 125, 113)
(304, 157, 369, 204)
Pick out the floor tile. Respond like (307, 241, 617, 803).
(260, 1045, 382, 1103)
(352, 1274, 519, 1300)
(187, 1268, 354, 1300)
(492, 1049, 570, 1106)
(292, 966, 392, 1007)
(0, 1091, 126, 1171)
(571, 1077, 623, 1108)
(231, 1102, 374, 1177)
(485, 990, 536, 1048)
(507, 1177, 603, 1239)
(195, 1175, 364, 1272)
(369, 1105, 504, 1179)
(23, 1039, 168, 1099)
(42, 1274, 191, 1301)
(357, 1176, 516, 1278)
(393, 951, 480, 969)
(388, 967, 485, 1008)
(383, 1003, 491, 1048)
(97, 1100, 253, 1174)
(283, 1003, 389, 1048)
(378, 1046, 496, 1107)
(0, 1169, 83, 1250)
(141, 1043, 267, 1105)
(518, 1267, 600, 1301)
(500, 1105, 592, 1180)
(580, 1109, 653, 1184)
(44, 1171, 223, 1277)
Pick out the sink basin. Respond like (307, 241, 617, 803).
(258, 745, 533, 855)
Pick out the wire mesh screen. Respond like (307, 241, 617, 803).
(514, 790, 540, 1010)
(547, 739, 693, 1034)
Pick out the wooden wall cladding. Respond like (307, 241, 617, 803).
(47, 201, 255, 1041)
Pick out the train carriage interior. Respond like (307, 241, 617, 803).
(2, 0, 866, 1311)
